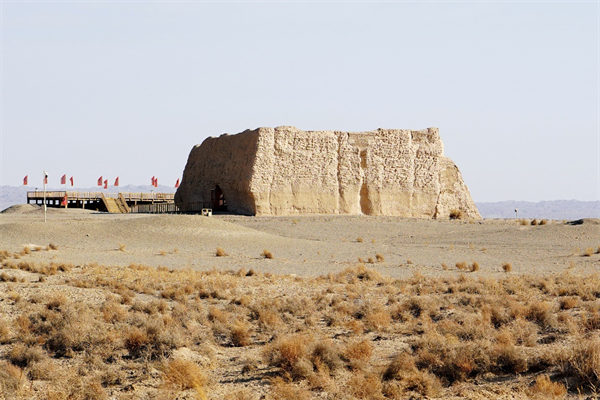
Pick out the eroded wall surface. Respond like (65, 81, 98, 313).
(175, 129, 260, 215)
(176, 126, 481, 219)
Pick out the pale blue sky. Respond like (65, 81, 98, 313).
(1, 1, 598, 202)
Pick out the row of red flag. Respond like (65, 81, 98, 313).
(23, 175, 180, 189)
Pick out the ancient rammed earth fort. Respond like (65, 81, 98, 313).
(175, 126, 481, 219)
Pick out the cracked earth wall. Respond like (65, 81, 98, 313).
(176, 126, 481, 219)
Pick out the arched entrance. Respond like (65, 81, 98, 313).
(210, 185, 227, 211)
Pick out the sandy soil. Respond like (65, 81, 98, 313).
(0, 206, 598, 279)
(1, 205, 600, 400)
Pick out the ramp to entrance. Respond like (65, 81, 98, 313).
(101, 195, 121, 213)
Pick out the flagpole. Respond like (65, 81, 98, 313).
(43, 171, 47, 223)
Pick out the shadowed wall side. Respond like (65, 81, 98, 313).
(175, 129, 260, 215)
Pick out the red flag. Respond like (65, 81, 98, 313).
(61, 174, 66, 185)
(175, 179, 180, 188)
(61, 195, 68, 206)
(23, 176, 28, 186)
(103, 180, 108, 189)
(154, 177, 158, 188)
(70, 177, 74, 186)
(151, 176, 155, 186)
(98, 176, 103, 186)
(114, 177, 119, 187)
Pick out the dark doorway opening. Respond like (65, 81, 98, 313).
(211, 185, 227, 211)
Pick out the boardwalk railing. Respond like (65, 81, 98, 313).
(27, 191, 175, 201)
(130, 202, 213, 214)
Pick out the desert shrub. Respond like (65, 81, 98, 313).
(456, 261, 468, 271)
(525, 375, 567, 399)
(48, 243, 58, 250)
(414, 335, 493, 383)
(531, 219, 538, 226)
(364, 308, 391, 332)
(118, 243, 126, 252)
(356, 237, 364, 243)
(0, 361, 23, 396)
(347, 371, 384, 399)
(311, 340, 343, 374)
(343, 340, 373, 368)
(583, 247, 594, 257)
(264, 334, 311, 376)
(494, 344, 528, 374)
(508, 319, 539, 347)
(502, 262, 513, 273)
(27, 359, 55, 381)
(449, 209, 463, 220)
(101, 300, 127, 323)
(470, 261, 480, 272)
(383, 352, 417, 381)
(0, 319, 11, 343)
(164, 358, 207, 393)
(559, 297, 578, 310)
(382, 353, 441, 398)
(441, 263, 448, 270)
(337, 263, 385, 283)
(526, 302, 555, 328)
(9, 344, 46, 368)
(559, 335, 600, 388)
(230, 320, 252, 347)
(264, 334, 343, 379)
(215, 247, 227, 257)
(261, 249, 274, 259)
(269, 377, 312, 400)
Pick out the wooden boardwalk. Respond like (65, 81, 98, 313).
(27, 191, 175, 213)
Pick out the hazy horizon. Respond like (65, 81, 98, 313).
(2, 2, 598, 203)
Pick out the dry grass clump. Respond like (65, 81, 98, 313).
(583, 247, 595, 257)
(356, 237, 364, 243)
(118, 243, 127, 252)
(449, 209, 463, 220)
(215, 247, 227, 257)
(520, 219, 530, 226)
(261, 249, 274, 259)
(164, 358, 208, 397)
(502, 262, 513, 273)
(531, 219, 538, 226)
(470, 261, 480, 272)
(456, 261, 468, 271)
(526, 374, 566, 399)
(559, 335, 600, 389)
(559, 297, 578, 310)
(376, 253, 385, 263)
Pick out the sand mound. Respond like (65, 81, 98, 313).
(1, 204, 41, 214)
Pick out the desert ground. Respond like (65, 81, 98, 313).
(0, 205, 599, 399)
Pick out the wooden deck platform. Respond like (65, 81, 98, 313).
(27, 191, 175, 213)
